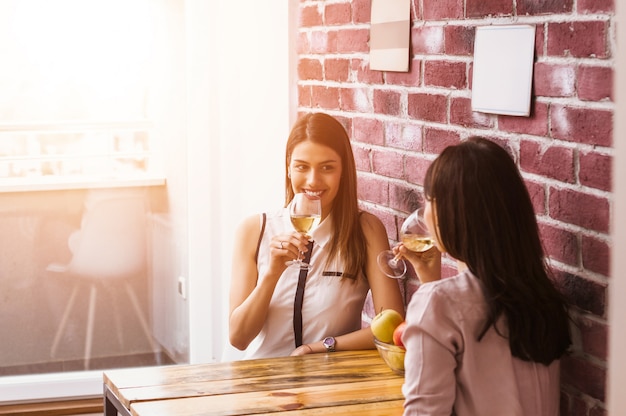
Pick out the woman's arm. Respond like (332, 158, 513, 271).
(361, 211, 406, 319)
(229, 214, 310, 350)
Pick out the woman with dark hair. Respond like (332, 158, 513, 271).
(397, 137, 571, 415)
(229, 112, 404, 358)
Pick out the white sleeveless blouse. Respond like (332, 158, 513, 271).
(243, 208, 370, 359)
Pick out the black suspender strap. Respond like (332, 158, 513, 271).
(293, 240, 314, 348)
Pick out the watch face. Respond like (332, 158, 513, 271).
(323, 337, 335, 350)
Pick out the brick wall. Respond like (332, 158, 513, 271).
(296, 0, 615, 414)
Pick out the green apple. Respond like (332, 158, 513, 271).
(370, 309, 403, 343)
(386, 350, 405, 372)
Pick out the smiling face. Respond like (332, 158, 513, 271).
(288, 141, 342, 219)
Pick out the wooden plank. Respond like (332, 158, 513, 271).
(258, 399, 405, 415)
(130, 378, 404, 416)
(104, 351, 382, 389)
(104, 350, 395, 409)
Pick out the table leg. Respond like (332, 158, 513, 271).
(104, 384, 131, 416)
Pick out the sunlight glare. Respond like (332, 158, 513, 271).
(8, 0, 155, 120)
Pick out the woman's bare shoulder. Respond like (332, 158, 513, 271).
(358, 210, 386, 233)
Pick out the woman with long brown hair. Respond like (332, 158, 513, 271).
(397, 137, 571, 415)
(229, 112, 404, 358)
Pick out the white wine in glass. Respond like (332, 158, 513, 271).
(286, 193, 321, 269)
(377, 208, 433, 279)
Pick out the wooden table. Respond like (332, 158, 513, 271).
(103, 350, 404, 415)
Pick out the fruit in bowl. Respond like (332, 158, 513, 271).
(374, 338, 406, 375)
(370, 309, 406, 375)
(371, 309, 404, 343)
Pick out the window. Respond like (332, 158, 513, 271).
(0, 0, 163, 190)
(0, 0, 177, 403)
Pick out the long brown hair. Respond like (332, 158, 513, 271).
(285, 112, 366, 280)
(424, 137, 571, 364)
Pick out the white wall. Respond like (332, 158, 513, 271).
(184, 0, 292, 363)
(608, 1, 626, 414)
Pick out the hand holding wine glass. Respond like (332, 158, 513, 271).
(286, 193, 321, 269)
(377, 208, 434, 279)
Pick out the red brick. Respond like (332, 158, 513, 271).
(535, 25, 545, 56)
(424, 60, 467, 89)
(357, 174, 388, 205)
(561, 355, 606, 402)
(324, 58, 350, 82)
(394, 185, 425, 213)
(405, 153, 432, 185)
(297, 32, 310, 54)
(298, 84, 312, 107)
(423, 0, 463, 20)
(340, 87, 373, 113)
(352, 0, 371, 24)
(444, 26, 475, 56)
(300, 5, 323, 27)
(353, 59, 384, 84)
(335, 28, 369, 53)
(520, 140, 575, 183)
(311, 85, 340, 110)
(372, 149, 404, 178)
(310, 30, 330, 54)
(538, 222, 578, 266)
(582, 236, 610, 277)
(384, 122, 423, 151)
(298, 58, 323, 81)
(578, 66, 613, 102)
(563, 393, 595, 416)
(352, 117, 384, 145)
(466, 0, 513, 18)
(325, 3, 352, 25)
(547, 21, 608, 58)
(385, 58, 421, 86)
(374, 89, 402, 116)
(550, 105, 613, 147)
(352, 144, 372, 172)
(335, 115, 353, 135)
(411, 25, 445, 55)
(525, 180, 547, 215)
(450, 97, 494, 129)
(423, 128, 461, 154)
(553, 271, 606, 316)
(407, 93, 447, 123)
(406, 279, 420, 302)
(548, 187, 610, 233)
(533, 62, 576, 98)
(517, 0, 573, 15)
(578, 0, 614, 13)
(589, 404, 608, 416)
(579, 151, 612, 192)
(498, 102, 549, 136)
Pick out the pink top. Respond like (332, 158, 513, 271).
(402, 270, 561, 416)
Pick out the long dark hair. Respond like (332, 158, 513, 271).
(424, 137, 571, 364)
(285, 112, 366, 280)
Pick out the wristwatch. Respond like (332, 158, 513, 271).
(322, 336, 336, 352)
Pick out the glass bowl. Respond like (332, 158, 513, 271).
(374, 338, 406, 375)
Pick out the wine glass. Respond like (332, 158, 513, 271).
(286, 193, 322, 269)
(377, 208, 434, 279)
